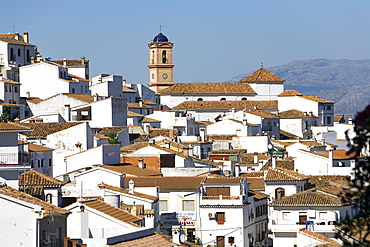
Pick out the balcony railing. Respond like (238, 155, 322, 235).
(0, 153, 30, 165)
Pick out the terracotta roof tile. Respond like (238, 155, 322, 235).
(0, 186, 70, 216)
(127, 111, 144, 117)
(159, 82, 256, 94)
(247, 177, 265, 190)
(19, 141, 54, 152)
(149, 128, 178, 138)
(108, 231, 176, 247)
(299, 95, 334, 103)
(209, 149, 246, 155)
(240, 172, 264, 178)
(299, 229, 335, 244)
(98, 183, 158, 201)
(27, 98, 44, 104)
(308, 175, 350, 187)
(101, 164, 162, 177)
(141, 99, 156, 105)
(172, 100, 278, 110)
(1, 78, 21, 84)
(61, 93, 95, 103)
(19, 169, 66, 195)
(0, 36, 35, 46)
(19, 122, 84, 138)
(249, 189, 269, 200)
(280, 130, 301, 139)
(266, 167, 309, 181)
(122, 86, 136, 93)
(98, 127, 128, 135)
(204, 177, 244, 185)
(245, 109, 278, 118)
(278, 90, 303, 96)
(260, 159, 295, 171)
(141, 117, 161, 123)
(279, 109, 317, 118)
(82, 199, 143, 225)
(124, 177, 205, 190)
(240, 68, 285, 83)
(121, 142, 151, 153)
(206, 135, 236, 141)
(0, 122, 32, 131)
(304, 149, 356, 160)
(270, 188, 344, 206)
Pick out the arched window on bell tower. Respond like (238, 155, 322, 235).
(162, 50, 167, 63)
(151, 50, 155, 64)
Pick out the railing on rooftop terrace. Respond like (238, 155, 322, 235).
(202, 195, 240, 200)
(0, 153, 18, 165)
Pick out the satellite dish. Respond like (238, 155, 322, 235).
(180, 234, 186, 243)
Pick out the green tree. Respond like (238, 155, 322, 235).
(105, 133, 120, 144)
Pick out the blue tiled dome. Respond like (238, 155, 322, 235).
(153, 33, 168, 42)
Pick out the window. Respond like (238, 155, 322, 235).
(38, 159, 40, 167)
(49, 159, 52, 167)
(326, 116, 331, 125)
(10, 48, 14, 60)
(241, 97, 247, 100)
(220, 98, 226, 101)
(282, 212, 290, 220)
(72, 88, 75, 93)
(162, 50, 167, 63)
(159, 200, 168, 211)
(31, 160, 34, 168)
(299, 212, 307, 224)
(182, 200, 195, 211)
(9, 86, 11, 92)
(14, 86, 18, 93)
(18, 49, 21, 57)
(41, 159, 44, 167)
(275, 188, 285, 201)
(26, 50, 30, 62)
(319, 212, 327, 220)
(216, 212, 225, 222)
(327, 105, 332, 110)
(197, 98, 203, 101)
(46, 194, 52, 204)
(5, 85, 7, 92)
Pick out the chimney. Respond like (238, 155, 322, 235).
(30, 57, 35, 64)
(200, 127, 205, 142)
(309, 111, 313, 116)
(63, 58, 67, 67)
(184, 144, 193, 157)
(138, 158, 145, 169)
(348, 118, 353, 125)
(23, 32, 29, 43)
(254, 152, 259, 164)
(129, 180, 134, 193)
(36, 53, 42, 62)
(64, 104, 71, 121)
(145, 124, 150, 134)
(23, 141, 29, 153)
(94, 93, 98, 101)
(14, 32, 20, 40)
(81, 56, 86, 64)
(272, 155, 277, 169)
(328, 149, 333, 163)
(139, 99, 143, 107)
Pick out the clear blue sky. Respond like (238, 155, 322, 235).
(2, 1, 369, 84)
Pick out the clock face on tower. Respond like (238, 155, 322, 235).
(152, 73, 155, 79)
(162, 73, 168, 79)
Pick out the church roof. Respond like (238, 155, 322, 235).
(159, 82, 256, 94)
(240, 68, 285, 83)
(153, 33, 169, 42)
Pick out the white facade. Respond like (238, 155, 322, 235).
(232, 136, 271, 153)
(90, 74, 124, 98)
(19, 61, 89, 99)
(248, 81, 284, 100)
(206, 119, 258, 136)
(280, 116, 317, 138)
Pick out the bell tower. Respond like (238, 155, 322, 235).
(148, 32, 175, 93)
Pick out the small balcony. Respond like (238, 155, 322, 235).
(0, 153, 30, 165)
(200, 195, 244, 205)
(271, 220, 337, 233)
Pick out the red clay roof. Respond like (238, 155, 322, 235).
(19, 122, 84, 138)
(172, 100, 278, 110)
(98, 183, 158, 201)
(0, 122, 32, 131)
(159, 82, 256, 94)
(240, 68, 285, 82)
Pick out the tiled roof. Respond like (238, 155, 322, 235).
(241, 153, 269, 164)
(122, 86, 136, 93)
(208, 149, 246, 155)
(206, 135, 236, 141)
(19, 169, 66, 195)
(82, 199, 143, 225)
(240, 68, 285, 82)
(127, 111, 144, 117)
(156, 140, 188, 151)
(101, 164, 162, 177)
(195, 120, 214, 126)
(270, 188, 344, 206)
(0, 122, 32, 131)
(280, 130, 301, 139)
(98, 183, 158, 201)
(141, 99, 156, 105)
(127, 103, 152, 109)
(261, 159, 295, 171)
(68, 73, 89, 82)
(149, 128, 178, 138)
(141, 117, 161, 123)
(308, 175, 349, 188)
(1, 78, 21, 84)
(279, 109, 317, 118)
(124, 177, 205, 190)
(52, 59, 89, 66)
(172, 100, 278, 110)
(130, 134, 149, 143)
(19, 122, 84, 138)
(240, 172, 264, 177)
(98, 127, 128, 135)
(266, 167, 309, 181)
(249, 189, 269, 200)
(0, 36, 35, 46)
(27, 97, 44, 104)
(299, 95, 334, 103)
(108, 231, 176, 247)
(245, 109, 278, 118)
(278, 90, 303, 96)
(247, 177, 265, 190)
(299, 229, 335, 244)
(19, 140, 54, 151)
(94, 134, 111, 140)
(62, 93, 94, 103)
(0, 186, 70, 216)
(159, 82, 256, 94)
(121, 142, 151, 153)
(303, 149, 356, 160)
(204, 177, 244, 185)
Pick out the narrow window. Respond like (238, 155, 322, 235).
(46, 194, 52, 204)
(10, 48, 14, 60)
(162, 50, 167, 63)
(26, 50, 30, 62)
(159, 200, 168, 211)
(241, 97, 247, 100)
(275, 188, 285, 201)
(220, 98, 226, 101)
(182, 200, 195, 211)
(49, 159, 52, 166)
(197, 98, 203, 101)
(14, 86, 18, 93)
(18, 49, 21, 57)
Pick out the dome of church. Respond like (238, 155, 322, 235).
(153, 33, 168, 42)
